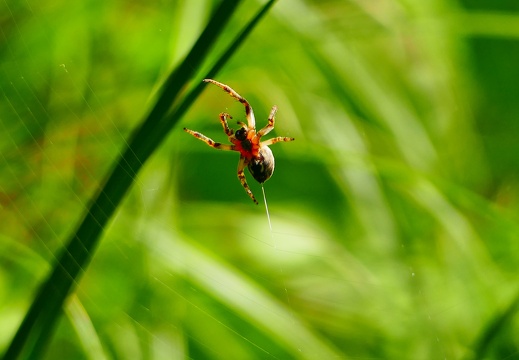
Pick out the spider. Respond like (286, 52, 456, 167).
(183, 79, 295, 204)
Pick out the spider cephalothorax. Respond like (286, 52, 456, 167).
(183, 79, 294, 204)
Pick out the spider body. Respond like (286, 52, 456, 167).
(184, 79, 294, 204)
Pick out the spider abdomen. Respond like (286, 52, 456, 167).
(248, 146, 275, 184)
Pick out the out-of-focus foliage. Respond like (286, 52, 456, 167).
(2, 0, 519, 359)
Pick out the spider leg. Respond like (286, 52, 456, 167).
(219, 112, 234, 136)
(183, 128, 235, 151)
(260, 136, 295, 147)
(204, 79, 256, 130)
(257, 105, 277, 137)
(237, 155, 258, 204)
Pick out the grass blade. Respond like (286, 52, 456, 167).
(1, 0, 280, 358)
(469, 291, 519, 360)
(165, 0, 277, 126)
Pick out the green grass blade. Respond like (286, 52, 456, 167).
(165, 0, 277, 126)
(0, 0, 281, 358)
(469, 291, 519, 360)
(145, 220, 344, 359)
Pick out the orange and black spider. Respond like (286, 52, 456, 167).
(184, 79, 295, 204)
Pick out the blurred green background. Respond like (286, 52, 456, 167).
(2, 0, 519, 359)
